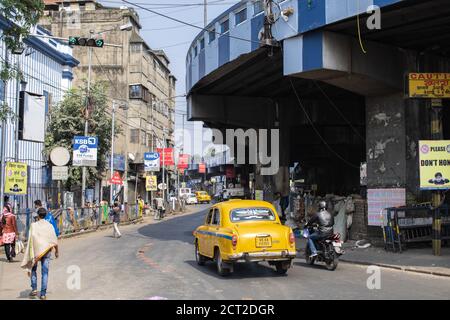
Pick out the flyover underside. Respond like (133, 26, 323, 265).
(187, 1, 450, 201)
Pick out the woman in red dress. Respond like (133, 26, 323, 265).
(1, 205, 18, 262)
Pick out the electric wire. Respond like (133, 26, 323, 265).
(289, 78, 360, 169)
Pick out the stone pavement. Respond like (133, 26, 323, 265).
(340, 241, 450, 277)
(295, 236, 450, 277)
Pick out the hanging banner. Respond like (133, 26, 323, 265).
(198, 163, 206, 174)
(5, 162, 28, 195)
(178, 154, 190, 170)
(73, 136, 98, 167)
(144, 152, 160, 172)
(419, 140, 450, 190)
(146, 175, 158, 191)
(408, 73, 450, 98)
(156, 148, 174, 166)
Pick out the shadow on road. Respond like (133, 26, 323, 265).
(184, 260, 289, 279)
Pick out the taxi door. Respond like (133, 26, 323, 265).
(207, 208, 221, 257)
(198, 208, 214, 258)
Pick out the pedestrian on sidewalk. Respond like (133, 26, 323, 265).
(137, 195, 144, 219)
(110, 202, 122, 238)
(1, 204, 18, 262)
(100, 199, 109, 224)
(21, 208, 59, 300)
(34, 200, 60, 237)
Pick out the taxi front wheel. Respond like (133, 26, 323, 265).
(215, 249, 231, 277)
(195, 242, 207, 266)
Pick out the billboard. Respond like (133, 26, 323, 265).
(146, 175, 158, 191)
(178, 154, 189, 170)
(19, 92, 46, 142)
(144, 152, 160, 172)
(4, 162, 28, 195)
(156, 148, 174, 166)
(419, 140, 450, 190)
(367, 188, 405, 226)
(73, 136, 98, 167)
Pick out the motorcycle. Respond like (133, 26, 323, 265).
(303, 225, 344, 271)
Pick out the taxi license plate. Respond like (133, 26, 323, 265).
(256, 236, 272, 248)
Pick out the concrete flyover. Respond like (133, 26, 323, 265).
(185, 0, 450, 225)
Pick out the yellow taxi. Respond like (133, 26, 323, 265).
(195, 191, 211, 204)
(193, 200, 296, 276)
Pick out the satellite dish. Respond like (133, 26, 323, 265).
(50, 147, 71, 166)
(128, 153, 136, 161)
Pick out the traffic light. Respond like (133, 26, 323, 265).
(68, 36, 104, 48)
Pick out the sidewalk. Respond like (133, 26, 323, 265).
(341, 240, 450, 277)
(295, 237, 450, 277)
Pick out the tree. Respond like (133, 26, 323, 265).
(44, 81, 122, 190)
(0, 0, 45, 119)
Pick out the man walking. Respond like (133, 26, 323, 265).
(21, 208, 59, 300)
(110, 202, 122, 238)
(34, 200, 60, 237)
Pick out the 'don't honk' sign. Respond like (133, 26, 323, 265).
(419, 140, 450, 190)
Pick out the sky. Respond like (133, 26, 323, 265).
(98, 0, 241, 156)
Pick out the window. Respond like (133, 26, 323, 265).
(230, 207, 276, 223)
(130, 129, 139, 144)
(200, 38, 205, 50)
(130, 43, 141, 53)
(220, 19, 229, 34)
(209, 29, 216, 43)
(253, 0, 264, 15)
(194, 45, 198, 57)
(129, 85, 142, 99)
(0, 80, 4, 102)
(235, 8, 247, 25)
(141, 130, 147, 146)
(212, 208, 221, 226)
(206, 209, 214, 224)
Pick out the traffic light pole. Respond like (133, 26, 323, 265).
(110, 101, 116, 205)
(81, 46, 92, 208)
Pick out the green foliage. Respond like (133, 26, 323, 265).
(44, 81, 122, 189)
(0, 0, 43, 120)
(0, 0, 44, 54)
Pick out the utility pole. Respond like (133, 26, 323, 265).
(430, 99, 443, 256)
(81, 44, 93, 208)
(110, 101, 116, 204)
(0, 49, 8, 213)
(162, 130, 166, 203)
(204, 0, 208, 27)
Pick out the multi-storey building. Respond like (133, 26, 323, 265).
(41, 0, 176, 204)
(0, 17, 79, 209)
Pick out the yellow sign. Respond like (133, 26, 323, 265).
(146, 175, 157, 191)
(419, 141, 450, 190)
(408, 73, 450, 98)
(5, 162, 28, 195)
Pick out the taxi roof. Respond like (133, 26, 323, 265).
(216, 199, 274, 212)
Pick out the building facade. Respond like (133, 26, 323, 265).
(0, 16, 79, 210)
(41, 0, 176, 204)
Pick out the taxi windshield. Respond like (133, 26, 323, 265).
(230, 207, 276, 222)
(199, 192, 208, 195)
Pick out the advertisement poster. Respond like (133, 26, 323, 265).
(198, 163, 206, 174)
(146, 175, 158, 191)
(5, 162, 28, 195)
(367, 188, 405, 226)
(419, 140, 450, 190)
(156, 148, 174, 166)
(73, 136, 98, 167)
(144, 152, 160, 171)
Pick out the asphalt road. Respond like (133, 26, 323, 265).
(1, 204, 449, 300)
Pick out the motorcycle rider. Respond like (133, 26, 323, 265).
(305, 200, 334, 258)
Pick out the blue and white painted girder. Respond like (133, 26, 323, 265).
(186, 0, 405, 93)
